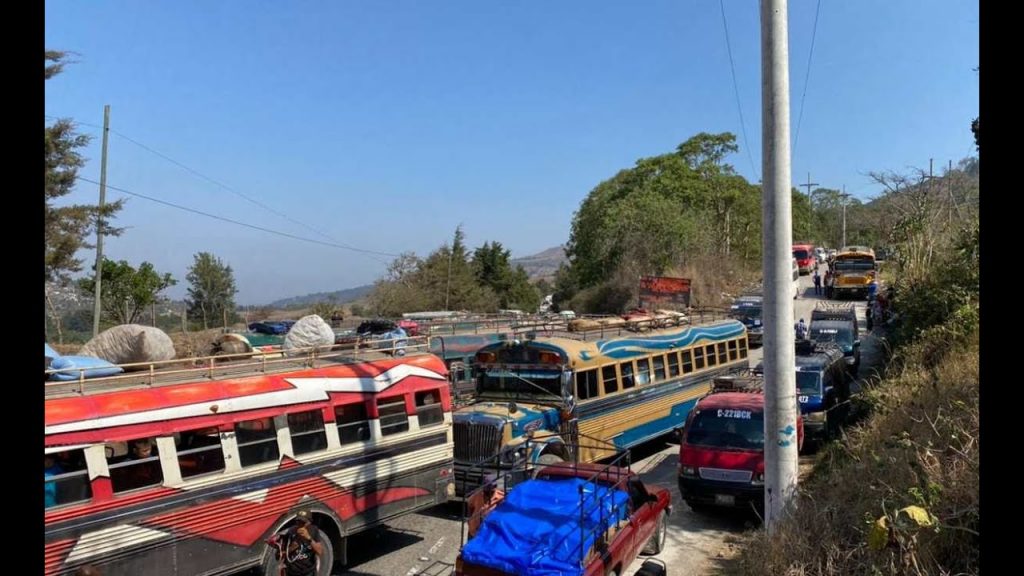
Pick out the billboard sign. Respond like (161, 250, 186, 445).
(639, 276, 691, 307)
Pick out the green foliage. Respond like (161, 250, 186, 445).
(563, 132, 793, 312)
(349, 303, 367, 317)
(78, 258, 176, 325)
(44, 50, 124, 283)
(185, 252, 238, 329)
(309, 301, 340, 321)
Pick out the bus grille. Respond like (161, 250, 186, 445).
(454, 421, 502, 462)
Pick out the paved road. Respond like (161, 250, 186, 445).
(240, 264, 886, 576)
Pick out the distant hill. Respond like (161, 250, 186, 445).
(512, 246, 567, 281)
(266, 284, 374, 309)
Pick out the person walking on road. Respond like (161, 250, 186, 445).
(795, 318, 808, 340)
(812, 269, 822, 296)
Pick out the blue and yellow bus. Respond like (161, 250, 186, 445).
(452, 317, 750, 493)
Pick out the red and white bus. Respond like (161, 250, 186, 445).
(45, 340, 454, 576)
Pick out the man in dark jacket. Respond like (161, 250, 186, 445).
(275, 510, 324, 576)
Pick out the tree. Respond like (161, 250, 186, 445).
(971, 117, 979, 152)
(78, 259, 176, 326)
(185, 252, 238, 330)
(45, 50, 124, 283)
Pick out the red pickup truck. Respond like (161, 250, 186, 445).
(455, 462, 672, 576)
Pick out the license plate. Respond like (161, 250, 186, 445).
(715, 494, 735, 506)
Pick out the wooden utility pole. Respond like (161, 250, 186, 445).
(92, 105, 111, 337)
(799, 172, 819, 200)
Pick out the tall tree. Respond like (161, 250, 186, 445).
(185, 252, 238, 330)
(44, 50, 124, 283)
(78, 259, 176, 325)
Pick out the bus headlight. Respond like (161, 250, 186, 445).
(679, 465, 697, 477)
(752, 473, 765, 485)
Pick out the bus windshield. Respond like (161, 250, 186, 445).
(685, 409, 764, 450)
(478, 368, 563, 398)
(793, 249, 810, 260)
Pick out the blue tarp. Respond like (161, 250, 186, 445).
(461, 477, 630, 576)
(48, 355, 124, 381)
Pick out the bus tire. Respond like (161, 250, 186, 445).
(263, 527, 335, 576)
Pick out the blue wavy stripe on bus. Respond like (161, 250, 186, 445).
(610, 397, 701, 448)
(580, 321, 745, 361)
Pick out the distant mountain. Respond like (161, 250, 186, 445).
(266, 284, 374, 310)
(512, 246, 567, 280)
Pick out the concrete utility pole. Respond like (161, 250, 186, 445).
(92, 105, 111, 337)
(799, 172, 818, 200)
(760, 0, 799, 529)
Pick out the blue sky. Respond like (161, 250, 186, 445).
(45, 1, 979, 305)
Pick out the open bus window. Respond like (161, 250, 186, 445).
(378, 397, 410, 436)
(235, 417, 280, 467)
(652, 355, 666, 382)
(575, 370, 599, 401)
(109, 437, 164, 493)
(602, 365, 618, 395)
(667, 353, 680, 377)
(288, 410, 328, 455)
(728, 339, 739, 361)
(705, 345, 718, 367)
(336, 402, 371, 444)
(739, 338, 748, 358)
(620, 362, 635, 390)
(636, 358, 651, 386)
(682, 350, 694, 373)
(415, 390, 444, 427)
(45, 448, 92, 508)
(693, 347, 705, 370)
(177, 428, 225, 479)
(717, 342, 728, 364)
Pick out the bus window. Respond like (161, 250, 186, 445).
(109, 437, 163, 493)
(717, 342, 728, 364)
(636, 358, 651, 385)
(46, 448, 92, 507)
(693, 347, 705, 370)
(682, 350, 694, 373)
(652, 355, 666, 381)
(287, 411, 328, 455)
(667, 352, 680, 378)
(378, 397, 410, 436)
(415, 390, 444, 427)
(602, 365, 618, 395)
(575, 369, 599, 401)
(704, 345, 717, 367)
(739, 337, 748, 358)
(177, 428, 225, 479)
(728, 339, 739, 361)
(336, 402, 371, 444)
(235, 417, 279, 467)
(621, 362, 635, 389)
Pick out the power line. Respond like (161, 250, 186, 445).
(47, 114, 357, 254)
(719, 0, 760, 181)
(76, 177, 399, 260)
(793, 0, 823, 155)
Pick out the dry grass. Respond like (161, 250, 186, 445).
(723, 328, 979, 576)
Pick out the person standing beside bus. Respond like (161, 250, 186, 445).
(276, 510, 323, 576)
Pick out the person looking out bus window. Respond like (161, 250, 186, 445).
(45, 454, 63, 508)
